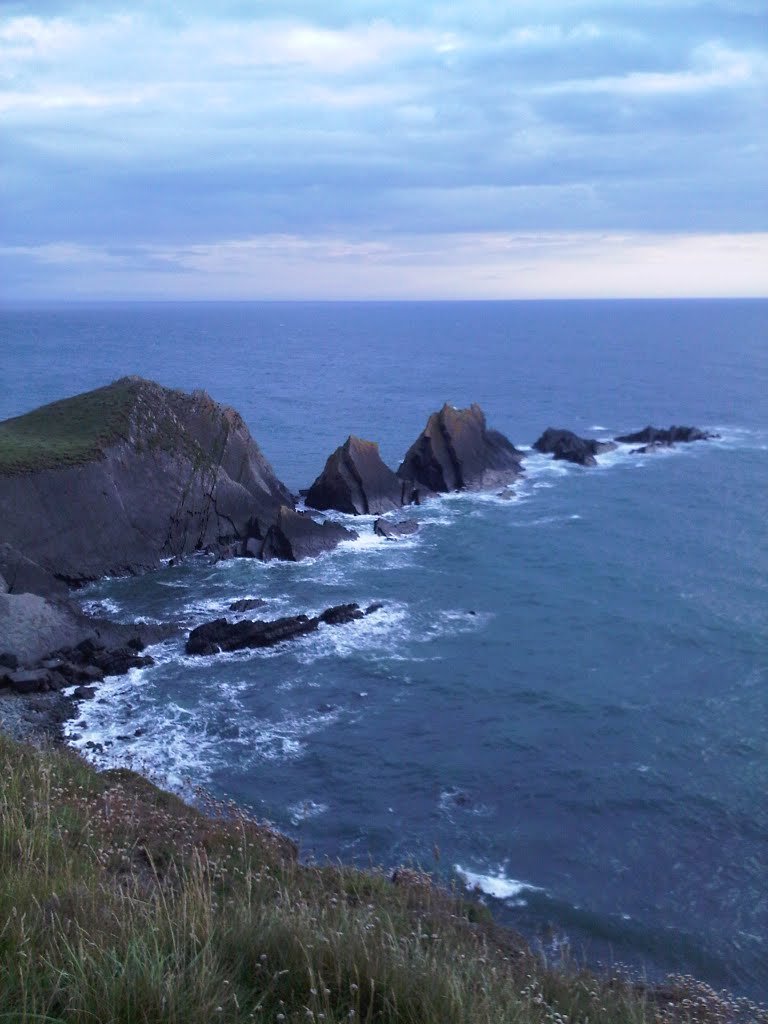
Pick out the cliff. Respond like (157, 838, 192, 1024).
(0, 377, 293, 583)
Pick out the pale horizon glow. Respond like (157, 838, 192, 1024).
(1, 3, 766, 300)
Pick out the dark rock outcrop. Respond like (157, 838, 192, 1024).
(373, 518, 420, 540)
(259, 506, 357, 562)
(306, 436, 411, 515)
(0, 377, 293, 583)
(615, 425, 717, 446)
(397, 404, 524, 493)
(186, 602, 372, 656)
(533, 428, 617, 467)
(229, 598, 268, 613)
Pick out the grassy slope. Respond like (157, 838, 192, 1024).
(0, 379, 142, 475)
(0, 735, 763, 1024)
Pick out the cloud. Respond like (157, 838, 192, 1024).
(541, 40, 767, 96)
(0, 3, 765, 297)
(2, 231, 766, 300)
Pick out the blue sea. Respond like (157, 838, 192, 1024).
(1, 300, 767, 999)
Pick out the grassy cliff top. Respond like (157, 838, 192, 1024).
(0, 376, 146, 475)
(0, 732, 762, 1024)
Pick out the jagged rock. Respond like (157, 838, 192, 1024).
(533, 428, 617, 467)
(229, 598, 268, 613)
(397, 404, 524, 493)
(365, 602, 385, 615)
(0, 652, 19, 670)
(259, 506, 357, 562)
(306, 435, 409, 515)
(373, 518, 420, 540)
(0, 377, 293, 583)
(615, 425, 717, 445)
(186, 602, 372, 656)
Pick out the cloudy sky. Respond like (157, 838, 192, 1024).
(1, 1, 766, 299)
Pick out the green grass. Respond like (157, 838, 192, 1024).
(0, 378, 143, 475)
(0, 734, 764, 1024)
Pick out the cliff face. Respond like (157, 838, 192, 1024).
(0, 377, 293, 582)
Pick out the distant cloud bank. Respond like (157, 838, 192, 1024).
(1, 2, 766, 298)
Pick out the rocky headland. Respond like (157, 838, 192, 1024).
(0, 376, 718, 742)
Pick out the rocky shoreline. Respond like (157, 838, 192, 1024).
(1, 376, 718, 746)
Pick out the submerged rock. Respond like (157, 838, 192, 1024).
(373, 518, 420, 540)
(259, 506, 357, 562)
(615, 425, 717, 446)
(186, 602, 373, 656)
(397, 403, 524, 493)
(306, 435, 409, 515)
(533, 428, 617, 467)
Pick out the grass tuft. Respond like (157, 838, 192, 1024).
(0, 733, 764, 1023)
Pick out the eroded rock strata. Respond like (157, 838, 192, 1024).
(533, 428, 617, 467)
(398, 403, 524, 493)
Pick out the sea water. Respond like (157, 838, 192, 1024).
(1, 299, 766, 998)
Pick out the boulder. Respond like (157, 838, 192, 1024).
(229, 598, 268, 613)
(0, 592, 89, 665)
(615, 425, 717, 445)
(186, 602, 372, 656)
(306, 435, 410, 515)
(397, 404, 524, 493)
(533, 428, 617, 467)
(259, 506, 357, 562)
(2, 669, 54, 694)
(374, 518, 420, 540)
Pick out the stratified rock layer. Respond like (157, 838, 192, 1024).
(306, 436, 408, 515)
(397, 403, 524, 493)
(0, 377, 293, 582)
(533, 428, 617, 467)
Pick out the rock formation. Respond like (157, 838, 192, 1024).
(397, 404, 524, 493)
(186, 602, 372, 656)
(259, 507, 357, 562)
(0, 377, 296, 582)
(373, 518, 420, 540)
(615, 425, 718, 447)
(533, 428, 617, 467)
(306, 435, 419, 515)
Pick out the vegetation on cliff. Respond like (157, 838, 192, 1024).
(1, 734, 763, 1024)
(0, 379, 141, 475)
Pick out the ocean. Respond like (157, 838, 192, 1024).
(1, 299, 766, 999)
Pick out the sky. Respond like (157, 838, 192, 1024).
(1, 1, 767, 300)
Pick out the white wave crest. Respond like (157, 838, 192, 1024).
(455, 864, 542, 902)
